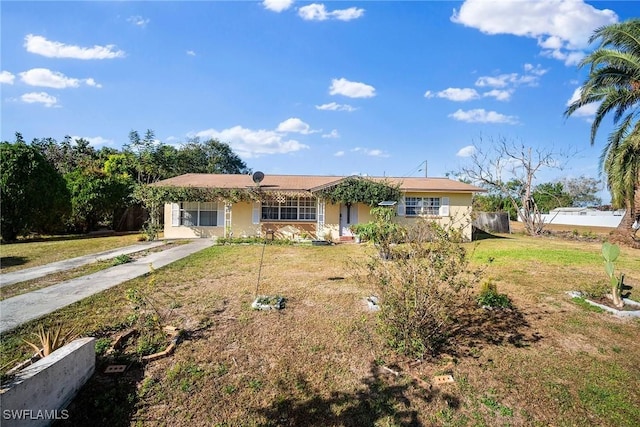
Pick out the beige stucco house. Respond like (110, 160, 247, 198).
(151, 174, 485, 241)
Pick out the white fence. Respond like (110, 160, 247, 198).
(523, 209, 626, 228)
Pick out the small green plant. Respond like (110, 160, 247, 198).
(112, 254, 133, 266)
(602, 242, 632, 308)
(350, 206, 406, 259)
(477, 279, 512, 308)
(94, 337, 112, 356)
(248, 378, 263, 392)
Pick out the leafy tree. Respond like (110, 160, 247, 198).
(564, 19, 640, 243)
(559, 176, 602, 207)
(532, 182, 572, 213)
(0, 141, 70, 241)
(64, 169, 132, 233)
(31, 135, 99, 174)
(177, 138, 250, 175)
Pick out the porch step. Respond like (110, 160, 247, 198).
(339, 236, 355, 242)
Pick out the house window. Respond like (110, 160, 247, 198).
(179, 202, 217, 226)
(405, 197, 440, 216)
(261, 197, 316, 221)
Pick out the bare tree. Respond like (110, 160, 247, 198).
(460, 136, 570, 236)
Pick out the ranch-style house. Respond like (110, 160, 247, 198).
(150, 173, 486, 241)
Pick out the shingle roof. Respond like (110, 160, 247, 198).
(150, 173, 486, 193)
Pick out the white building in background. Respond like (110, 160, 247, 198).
(538, 207, 625, 228)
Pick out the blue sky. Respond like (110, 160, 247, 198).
(1, 1, 637, 199)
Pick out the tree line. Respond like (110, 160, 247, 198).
(0, 130, 250, 242)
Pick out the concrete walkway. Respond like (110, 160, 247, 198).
(0, 241, 166, 288)
(0, 239, 215, 333)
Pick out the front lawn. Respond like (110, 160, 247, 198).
(1, 235, 639, 426)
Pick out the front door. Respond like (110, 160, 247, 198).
(340, 204, 358, 236)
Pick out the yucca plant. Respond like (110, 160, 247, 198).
(23, 324, 77, 358)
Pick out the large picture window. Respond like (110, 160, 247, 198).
(405, 197, 440, 216)
(261, 197, 316, 221)
(179, 202, 218, 226)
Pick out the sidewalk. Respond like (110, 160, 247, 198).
(0, 241, 166, 288)
(0, 239, 215, 334)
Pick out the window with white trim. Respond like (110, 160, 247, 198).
(179, 202, 218, 226)
(405, 197, 441, 216)
(261, 197, 316, 221)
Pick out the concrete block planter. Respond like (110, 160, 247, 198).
(568, 291, 640, 318)
(1, 337, 95, 427)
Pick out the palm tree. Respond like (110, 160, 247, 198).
(565, 19, 640, 243)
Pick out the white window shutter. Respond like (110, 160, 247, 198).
(252, 201, 261, 224)
(171, 203, 180, 226)
(439, 197, 450, 216)
(397, 197, 406, 216)
(217, 202, 225, 227)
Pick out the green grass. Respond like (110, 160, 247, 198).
(0, 233, 144, 273)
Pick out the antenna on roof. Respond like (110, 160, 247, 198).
(418, 160, 427, 177)
(252, 171, 265, 185)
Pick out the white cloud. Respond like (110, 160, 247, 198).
(424, 90, 434, 98)
(127, 16, 150, 27)
(315, 102, 356, 112)
(71, 136, 114, 147)
(451, 0, 617, 65)
(276, 117, 316, 134)
(483, 89, 512, 101)
(331, 7, 365, 21)
(435, 88, 480, 102)
(186, 50, 196, 56)
(524, 63, 547, 76)
(475, 64, 548, 92)
(24, 34, 125, 59)
(84, 78, 102, 88)
(322, 129, 340, 138)
(19, 68, 101, 89)
(0, 71, 15, 84)
(298, 3, 364, 21)
(541, 48, 585, 66)
(456, 145, 477, 157)
(192, 126, 309, 158)
(334, 150, 345, 157)
(263, 0, 294, 12)
(449, 108, 518, 124)
(566, 87, 599, 118)
(21, 92, 58, 107)
(329, 78, 375, 98)
(351, 147, 389, 158)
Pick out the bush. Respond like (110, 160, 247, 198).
(112, 254, 133, 266)
(361, 220, 482, 358)
(477, 279, 512, 308)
